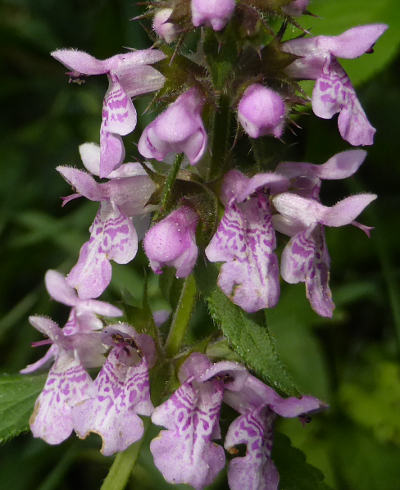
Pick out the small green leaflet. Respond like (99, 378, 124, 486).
(0, 373, 46, 443)
(272, 432, 332, 490)
(207, 288, 300, 397)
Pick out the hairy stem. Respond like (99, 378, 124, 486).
(165, 274, 197, 357)
(153, 153, 184, 222)
(100, 425, 148, 490)
(207, 93, 232, 182)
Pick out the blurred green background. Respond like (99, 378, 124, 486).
(1, 0, 400, 488)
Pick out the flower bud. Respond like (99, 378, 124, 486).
(238, 84, 286, 139)
(153, 8, 179, 43)
(191, 0, 236, 31)
(282, 0, 309, 16)
(144, 206, 199, 278)
(138, 87, 207, 165)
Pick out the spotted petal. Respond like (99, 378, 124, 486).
(281, 224, 334, 317)
(67, 202, 138, 299)
(30, 351, 93, 445)
(225, 407, 279, 490)
(151, 377, 226, 489)
(73, 344, 153, 456)
(206, 194, 279, 312)
(312, 58, 375, 146)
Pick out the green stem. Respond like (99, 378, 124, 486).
(100, 427, 147, 490)
(165, 274, 197, 357)
(207, 94, 231, 182)
(153, 153, 184, 222)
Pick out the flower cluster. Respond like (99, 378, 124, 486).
(21, 2, 387, 489)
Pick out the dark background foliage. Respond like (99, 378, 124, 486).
(1, 0, 399, 488)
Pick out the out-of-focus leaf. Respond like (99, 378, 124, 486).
(272, 432, 331, 490)
(331, 422, 400, 490)
(340, 361, 400, 444)
(207, 288, 300, 396)
(266, 285, 331, 400)
(0, 290, 39, 341)
(0, 373, 46, 443)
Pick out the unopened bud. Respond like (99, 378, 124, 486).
(238, 84, 286, 139)
(191, 0, 236, 31)
(153, 8, 179, 43)
(144, 206, 199, 278)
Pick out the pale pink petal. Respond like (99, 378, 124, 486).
(30, 352, 93, 445)
(20, 344, 58, 374)
(99, 128, 125, 179)
(281, 225, 334, 318)
(225, 407, 279, 490)
(321, 194, 377, 227)
(56, 166, 104, 202)
(206, 195, 280, 312)
(312, 58, 376, 145)
(51, 49, 108, 75)
(73, 345, 152, 456)
(151, 378, 225, 489)
(276, 149, 367, 181)
(67, 203, 138, 299)
(79, 142, 101, 176)
(102, 75, 137, 136)
(45, 270, 78, 307)
(321, 24, 388, 59)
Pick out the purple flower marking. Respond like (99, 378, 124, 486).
(151, 353, 248, 489)
(51, 49, 166, 177)
(224, 373, 325, 490)
(67, 201, 138, 299)
(273, 192, 377, 317)
(206, 170, 288, 313)
(282, 24, 387, 145)
(44, 269, 122, 336)
(21, 316, 104, 445)
(73, 324, 156, 456)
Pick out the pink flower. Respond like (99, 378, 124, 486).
(138, 87, 207, 165)
(51, 49, 166, 177)
(191, 0, 236, 31)
(153, 8, 179, 43)
(238, 84, 286, 139)
(282, 24, 388, 146)
(144, 206, 199, 278)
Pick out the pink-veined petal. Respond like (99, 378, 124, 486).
(30, 352, 93, 445)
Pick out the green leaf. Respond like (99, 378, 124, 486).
(272, 432, 331, 490)
(0, 373, 46, 443)
(207, 287, 300, 396)
(302, 0, 400, 86)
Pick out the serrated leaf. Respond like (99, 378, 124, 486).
(207, 287, 300, 396)
(272, 432, 332, 490)
(0, 373, 46, 443)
